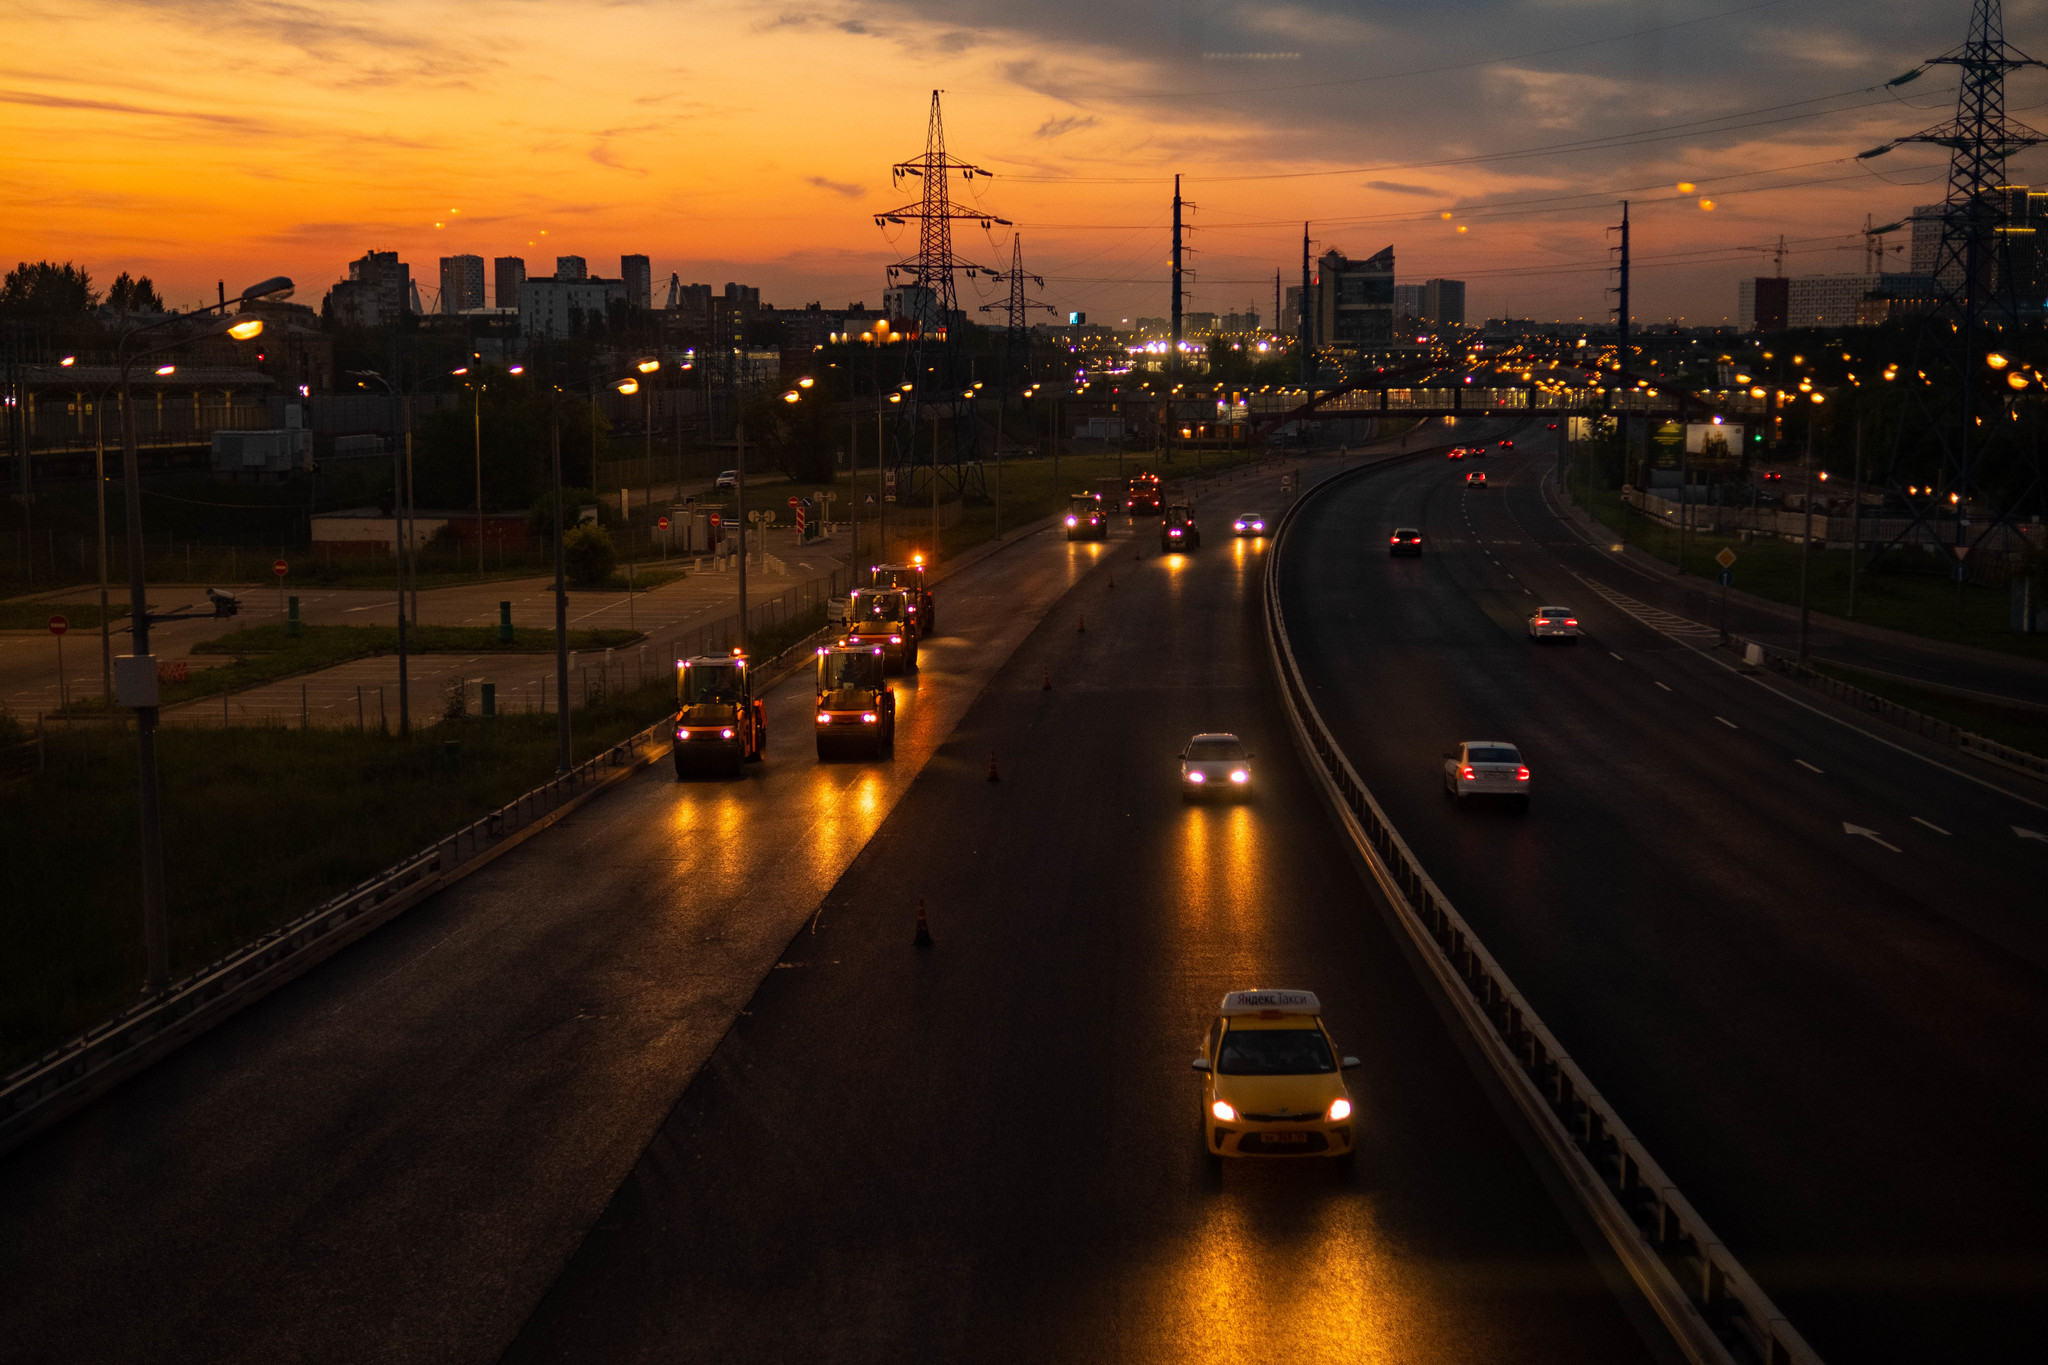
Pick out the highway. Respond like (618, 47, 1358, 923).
(1277, 438, 2048, 1363)
(502, 463, 1658, 1364)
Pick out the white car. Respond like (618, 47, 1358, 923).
(1181, 732, 1253, 800)
(1443, 740, 1531, 810)
(1528, 606, 1582, 643)
(714, 469, 739, 490)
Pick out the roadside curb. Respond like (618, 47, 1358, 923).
(1265, 459, 1821, 1365)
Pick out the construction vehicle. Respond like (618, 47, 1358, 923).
(843, 587, 919, 674)
(869, 555, 935, 635)
(815, 644, 895, 759)
(1065, 492, 1110, 541)
(1161, 502, 1201, 552)
(672, 649, 767, 777)
(1123, 470, 1163, 514)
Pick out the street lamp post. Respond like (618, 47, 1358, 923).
(349, 368, 412, 737)
(551, 400, 571, 772)
(118, 275, 291, 995)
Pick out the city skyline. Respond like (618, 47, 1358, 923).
(4, 0, 2037, 324)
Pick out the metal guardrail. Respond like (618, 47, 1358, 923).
(1263, 463, 1822, 1365)
(1740, 644, 2048, 782)
(0, 716, 674, 1159)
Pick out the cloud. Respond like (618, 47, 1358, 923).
(1034, 114, 1096, 139)
(588, 143, 647, 176)
(1364, 179, 1438, 196)
(804, 175, 864, 197)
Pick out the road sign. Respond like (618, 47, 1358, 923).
(273, 558, 289, 577)
(47, 614, 67, 636)
(657, 516, 670, 530)
(1715, 547, 1737, 569)
(1717, 569, 1734, 587)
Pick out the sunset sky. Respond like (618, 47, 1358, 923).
(7, 0, 2042, 325)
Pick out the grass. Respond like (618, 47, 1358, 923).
(1564, 477, 2048, 663)
(0, 601, 133, 630)
(0, 679, 682, 1072)
(53, 623, 644, 715)
(1807, 660, 2048, 761)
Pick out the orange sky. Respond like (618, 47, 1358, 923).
(5, 0, 2035, 324)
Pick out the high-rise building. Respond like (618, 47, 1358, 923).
(556, 255, 588, 281)
(439, 254, 484, 314)
(1392, 284, 1425, 320)
(1312, 247, 1396, 347)
(1422, 278, 1466, 326)
(621, 255, 651, 310)
(325, 250, 413, 328)
(494, 257, 526, 309)
(724, 282, 760, 312)
(519, 276, 627, 339)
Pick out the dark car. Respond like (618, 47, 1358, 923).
(1389, 528, 1424, 556)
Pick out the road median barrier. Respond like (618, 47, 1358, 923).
(1264, 461, 1822, 1365)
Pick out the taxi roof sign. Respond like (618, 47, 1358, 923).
(1220, 990, 1320, 1016)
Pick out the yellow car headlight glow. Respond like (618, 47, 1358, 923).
(1229, 769, 1249, 784)
(818, 713, 832, 725)
(1210, 1099, 1237, 1122)
(1327, 1097, 1352, 1121)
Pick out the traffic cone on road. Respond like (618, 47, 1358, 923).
(914, 899, 933, 947)
(988, 752, 1001, 783)
(1077, 615, 1086, 633)
(1042, 669, 1052, 691)
(1108, 576, 1115, 588)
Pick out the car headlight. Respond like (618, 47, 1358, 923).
(891, 635, 902, 643)
(862, 712, 877, 723)
(1229, 769, 1249, 784)
(1186, 770, 1205, 783)
(1327, 1097, 1352, 1121)
(818, 713, 832, 724)
(1211, 1100, 1237, 1122)
(721, 728, 734, 739)
(1066, 516, 1078, 526)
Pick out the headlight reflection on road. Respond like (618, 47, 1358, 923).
(1174, 804, 1262, 938)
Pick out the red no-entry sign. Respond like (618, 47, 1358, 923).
(657, 516, 670, 530)
(47, 614, 67, 636)
(273, 559, 289, 577)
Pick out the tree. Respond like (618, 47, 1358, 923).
(105, 271, 165, 314)
(0, 261, 98, 323)
(562, 523, 616, 587)
(741, 390, 839, 484)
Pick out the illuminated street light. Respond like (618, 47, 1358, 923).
(1986, 353, 2009, 369)
(636, 357, 661, 373)
(226, 318, 265, 341)
(616, 378, 639, 395)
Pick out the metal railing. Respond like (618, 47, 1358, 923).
(1263, 462, 1822, 1365)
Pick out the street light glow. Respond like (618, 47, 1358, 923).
(226, 318, 264, 341)
(616, 378, 640, 395)
(154, 364, 175, 376)
(636, 358, 660, 373)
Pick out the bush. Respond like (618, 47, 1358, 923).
(563, 523, 617, 588)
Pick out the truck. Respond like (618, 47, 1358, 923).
(1065, 492, 1110, 541)
(1123, 470, 1163, 514)
(672, 649, 767, 777)
(842, 587, 919, 674)
(1162, 502, 1201, 552)
(869, 556, 935, 635)
(815, 644, 895, 759)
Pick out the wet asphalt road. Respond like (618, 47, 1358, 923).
(1279, 444, 2048, 1362)
(502, 467, 1659, 1365)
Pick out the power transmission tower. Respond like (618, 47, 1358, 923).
(871, 91, 1009, 505)
(1860, 0, 2047, 552)
(980, 233, 1054, 365)
(1170, 175, 1191, 375)
(1299, 224, 1313, 387)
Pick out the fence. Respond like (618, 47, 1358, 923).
(1264, 456, 1820, 1365)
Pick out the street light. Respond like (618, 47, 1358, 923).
(347, 367, 415, 738)
(116, 274, 292, 996)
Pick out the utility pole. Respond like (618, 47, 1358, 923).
(1299, 224, 1313, 388)
(1798, 418, 1816, 665)
(736, 408, 748, 651)
(1610, 200, 1633, 497)
(550, 405, 570, 772)
(1171, 174, 1184, 378)
(1848, 411, 1864, 617)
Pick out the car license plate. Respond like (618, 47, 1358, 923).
(1264, 1131, 1308, 1144)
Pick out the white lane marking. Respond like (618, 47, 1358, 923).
(1912, 816, 1951, 835)
(1524, 589, 1534, 596)
(1844, 822, 1902, 852)
(1714, 716, 1737, 729)
(2018, 826, 2048, 844)
(1796, 759, 1824, 774)
(1654, 681, 1673, 692)
(1569, 571, 1720, 640)
(1609, 651, 1623, 661)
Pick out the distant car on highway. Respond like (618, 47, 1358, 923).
(1193, 989, 1359, 1162)
(714, 469, 739, 490)
(1443, 740, 1531, 810)
(1232, 512, 1267, 537)
(1528, 606, 1582, 643)
(1446, 447, 1466, 460)
(1180, 732, 1252, 800)
(1389, 527, 1424, 556)
(1497, 438, 1515, 449)
(1464, 471, 1488, 488)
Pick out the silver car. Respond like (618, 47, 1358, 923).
(1443, 740, 1531, 810)
(1181, 732, 1254, 801)
(1528, 606, 1582, 643)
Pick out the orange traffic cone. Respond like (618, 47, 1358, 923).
(987, 752, 1001, 783)
(1042, 669, 1052, 691)
(914, 899, 933, 947)
(1077, 614, 1086, 633)
(1108, 576, 1115, 589)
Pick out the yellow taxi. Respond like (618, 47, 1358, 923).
(1193, 990, 1358, 1160)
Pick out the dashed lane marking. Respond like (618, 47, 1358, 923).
(1569, 571, 1721, 641)
(1796, 759, 1825, 774)
(1715, 716, 1737, 729)
(1844, 822, 1902, 852)
(1609, 651, 1623, 661)
(1655, 681, 1673, 692)
(1912, 816, 1951, 836)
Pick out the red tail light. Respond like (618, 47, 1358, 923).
(1564, 618, 1578, 626)
(1390, 536, 1399, 543)
(1516, 767, 1530, 781)
(1459, 766, 1474, 780)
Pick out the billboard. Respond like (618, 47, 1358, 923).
(1686, 423, 1743, 465)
